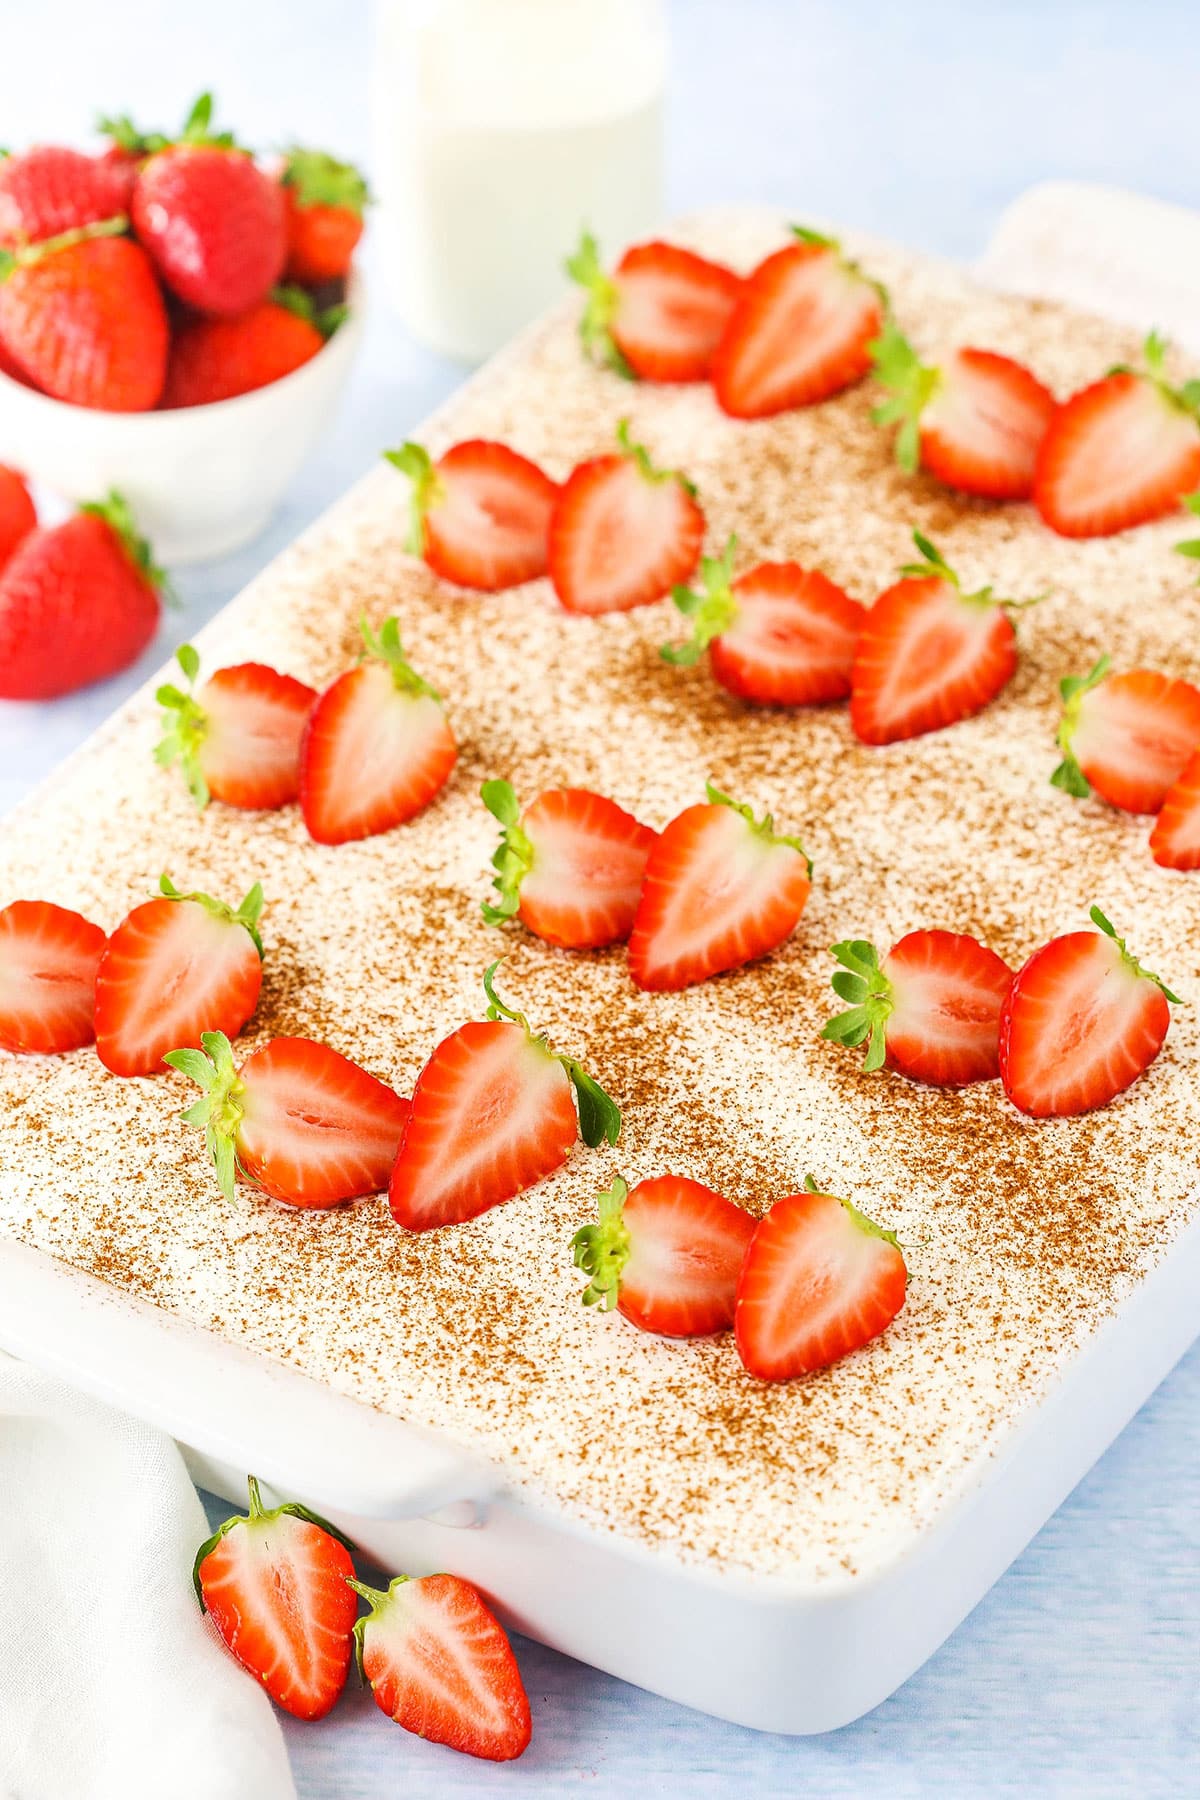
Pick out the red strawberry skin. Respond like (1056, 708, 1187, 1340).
(300, 662, 457, 845)
(423, 441, 559, 591)
(1067, 669, 1200, 814)
(883, 930, 1013, 1085)
(389, 1020, 577, 1231)
(610, 241, 741, 382)
(1150, 748, 1200, 869)
(0, 900, 107, 1054)
(1035, 372, 1200, 538)
(548, 453, 704, 616)
(711, 564, 865, 705)
(284, 186, 362, 284)
(196, 663, 317, 810)
(0, 145, 133, 246)
(517, 788, 657, 949)
(735, 1186, 907, 1381)
(711, 240, 883, 419)
(999, 928, 1170, 1117)
(132, 145, 286, 316)
(0, 511, 161, 700)
(162, 301, 325, 408)
(920, 348, 1056, 501)
(235, 1037, 410, 1206)
(0, 234, 168, 411)
(850, 576, 1017, 746)
(94, 896, 261, 1077)
(0, 467, 36, 570)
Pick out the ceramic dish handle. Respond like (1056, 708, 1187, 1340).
(0, 1237, 499, 1522)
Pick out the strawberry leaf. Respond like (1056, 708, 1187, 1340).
(660, 537, 739, 666)
(820, 939, 895, 1071)
(193, 1474, 355, 1608)
(562, 1058, 622, 1148)
(1088, 905, 1183, 1005)
(383, 443, 441, 558)
(165, 1029, 246, 1202)
(153, 643, 210, 809)
(1052, 655, 1110, 799)
(704, 780, 813, 876)
(157, 873, 265, 958)
(615, 418, 699, 499)
(565, 230, 635, 381)
(480, 780, 534, 925)
(571, 1176, 631, 1309)
(359, 614, 441, 701)
(868, 323, 939, 472)
(281, 147, 370, 214)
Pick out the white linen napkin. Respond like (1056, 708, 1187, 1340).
(0, 1352, 296, 1800)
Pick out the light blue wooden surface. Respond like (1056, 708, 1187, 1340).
(6, 3, 1200, 1792)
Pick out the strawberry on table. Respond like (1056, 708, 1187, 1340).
(1034, 331, 1200, 537)
(572, 1173, 755, 1337)
(300, 616, 456, 845)
(0, 218, 169, 411)
(735, 1176, 907, 1381)
(388, 962, 620, 1232)
(162, 286, 337, 408)
(1150, 749, 1200, 870)
(480, 779, 656, 949)
(1051, 656, 1200, 813)
(351, 1570, 531, 1762)
(628, 784, 812, 991)
(870, 322, 1055, 500)
(661, 535, 865, 705)
(850, 530, 1034, 746)
(0, 466, 36, 569)
(0, 491, 164, 699)
(280, 147, 368, 285)
(0, 900, 106, 1055)
(566, 229, 741, 382)
(155, 642, 317, 810)
(820, 930, 1014, 1086)
(167, 1030, 409, 1206)
(0, 144, 134, 247)
(194, 1474, 357, 1721)
(711, 225, 885, 419)
(94, 875, 264, 1078)
(547, 420, 704, 614)
(386, 439, 558, 592)
(999, 906, 1179, 1117)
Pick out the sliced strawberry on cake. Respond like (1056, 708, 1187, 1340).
(628, 784, 812, 991)
(351, 1570, 531, 1762)
(850, 530, 1034, 745)
(1150, 749, 1200, 869)
(385, 439, 558, 590)
(1051, 656, 1200, 813)
(820, 930, 1014, 1085)
(735, 1177, 907, 1381)
(166, 1029, 409, 1206)
(194, 1475, 357, 1721)
(999, 906, 1178, 1117)
(388, 963, 620, 1231)
(155, 642, 317, 810)
(300, 616, 456, 845)
(571, 1173, 755, 1337)
(1034, 331, 1200, 537)
(661, 535, 865, 704)
(548, 421, 705, 615)
(94, 876, 264, 1077)
(0, 899, 107, 1054)
(480, 780, 656, 948)
(566, 229, 741, 382)
(870, 323, 1055, 500)
(711, 225, 885, 419)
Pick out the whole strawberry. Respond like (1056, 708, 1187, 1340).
(0, 492, 163, 698)
(280, 148, 367, 284)
(0, 218, 168, 411)
(162, 286, 336, 408)
(0, 467, 36, 570)
(0, 145, 135, 247)
(121, 94, 286, 316)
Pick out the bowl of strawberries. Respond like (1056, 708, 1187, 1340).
(0, 95, 365, 563)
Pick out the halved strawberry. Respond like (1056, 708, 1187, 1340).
(999, 906, 1178, 1117)
(547, 421, 704, 615)
(566, 229, 741, 382)
(480, 780, 656, 948)
(662, 535, 865, 704)
(300, 616, 456, 845)
(850, 531, 1032, 745)
(155, 642, 316, 810)
(194, 1475, 357, 1721)
(1150, 749, 1200, 870)
(1034, 332, 1200, 537)
(820, 930, 1013, 1086)
(870, 323, 1055, 500)
(571, 1173, 755, 1337)
(628, 784, 812, 991)
(734, 1177, 907, 1381)
(388, 964, 620, 1232)
(1051, 656, 1200, 814)
(350, 1570, 531, 1762)
(711, 225, 884, 419)
(385, 440, 558, 591)
(0, 899, 106, 1054)
(166, 1029, 409, 1207)
(94, 876, 263, 1077)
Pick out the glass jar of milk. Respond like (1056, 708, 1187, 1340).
(371, 0, 667, 362)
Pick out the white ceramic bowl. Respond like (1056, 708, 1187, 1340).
(0, 274, 364, 565)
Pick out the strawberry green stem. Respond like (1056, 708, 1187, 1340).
(480, 780, 534, 924)
(80, 489, 169, 598)
(565, 229, 635, 380)
(1050, 654, 1110, 799)
(481, 962, 621, 1148)
(869, 324, 940, 474)
(281, 147, 370, 214)
(383, 443, 443, 559)
(158, 873, 265, 957)
(1111, 331, 1200, 426)
(661, 536, 739, 666)
(154, 644, 210, 809)
(615, 419, 698, 498)
(192, 1474, 355, 1608)
(1088, 904, 1182, 1004)
(705, 781, 813, 878)
(803, 1175, 905, 1252)
(818, 941, 893, 1071)
(896, 527, 1042, 614)
(571, 1177, 631, 1309)
(358, 614, 441, 700)
(164, 1029, 247, 1201)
